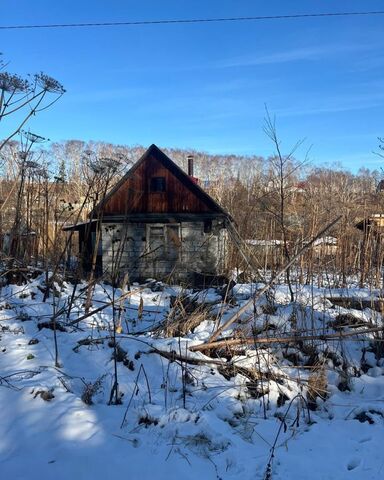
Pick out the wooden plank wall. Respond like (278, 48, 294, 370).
(102, 154, 216, 215)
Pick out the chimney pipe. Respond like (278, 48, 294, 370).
(187, 155, 194, 177)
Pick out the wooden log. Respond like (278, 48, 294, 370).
(327, 296, 384, 313)
(189, 325, 384, 352)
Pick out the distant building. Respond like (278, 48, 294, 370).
(245, 238, 285, 269)
(312, 236, 338, 256)
(356, 214, 384, 233)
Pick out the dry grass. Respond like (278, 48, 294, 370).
(163, 309, 209, 337)
(307, 364, 328, 409)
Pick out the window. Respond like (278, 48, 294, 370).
(147, 224, 180, 260)
(147, 225, 165, 258)
(204, 219, 212, 234)
(150, 177, 166, 192)
(166, 225, 181, 260)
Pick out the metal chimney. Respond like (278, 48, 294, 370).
(187, 155, 194, 177)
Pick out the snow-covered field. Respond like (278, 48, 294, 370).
(1, 275, 384, 479)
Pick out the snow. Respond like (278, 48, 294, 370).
(1, 275, 384, 479)
(246, 239, 283, 246)
(312, 236, 337, 246)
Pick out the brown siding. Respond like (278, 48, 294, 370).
(103, 154, 215, 215)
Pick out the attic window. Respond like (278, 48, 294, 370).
(150, 177, 166, 192)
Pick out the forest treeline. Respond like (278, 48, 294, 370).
(0, 137, 383, 287)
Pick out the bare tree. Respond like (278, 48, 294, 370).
(263, 109, 309, 301)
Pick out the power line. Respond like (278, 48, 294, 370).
(1, 11, 384, 30)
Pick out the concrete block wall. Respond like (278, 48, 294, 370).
(101, 220, 227, 284)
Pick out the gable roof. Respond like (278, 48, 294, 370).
(91, 144, 232, 219)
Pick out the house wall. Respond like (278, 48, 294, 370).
(102, 153, 221, 215)
(101, 220, 227, 284)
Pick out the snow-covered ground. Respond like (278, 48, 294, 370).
(1, 276, 384, 479)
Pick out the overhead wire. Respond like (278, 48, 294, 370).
(1, 11, 384, 30)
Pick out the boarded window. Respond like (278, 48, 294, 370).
(166, 225, 181, 260)
(147, 225, 165, 258)
(147, 224, 180, 260)
(150, 177, 166, 192)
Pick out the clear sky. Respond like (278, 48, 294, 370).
(1, 0, 383, 172)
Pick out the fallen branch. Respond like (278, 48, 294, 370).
(327, 296, 384, 312)
(146, 347, 227, 366)
(190, 324, 384, 352)
(74, 334, 226, 366)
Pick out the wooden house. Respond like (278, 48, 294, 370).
(356, 214, 384, 234)
(64, 144, 232, 285)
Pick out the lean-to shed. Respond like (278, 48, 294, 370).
(65, 144, 232, 285)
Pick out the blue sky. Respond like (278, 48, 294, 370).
(1, 0, 383, 172)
